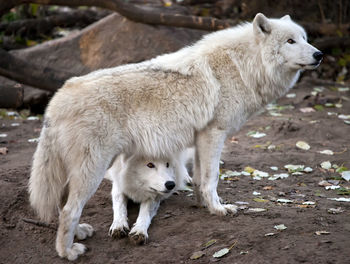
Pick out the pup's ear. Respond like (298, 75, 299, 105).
(253, 13, 271, 36)
(281, 14, 291, 21)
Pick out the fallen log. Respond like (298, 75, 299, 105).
(0, 9, 109, 38)
(0, 48, 73, 92)
(0, 84, 23, 108)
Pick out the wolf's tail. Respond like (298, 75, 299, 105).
(29, 127, 67, 222)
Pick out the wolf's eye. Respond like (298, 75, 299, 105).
(166, 162, 169, 168)
(287, 39, 295, 44)
(147, 163, 155, 168)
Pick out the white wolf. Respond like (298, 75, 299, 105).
(105, 150, 192, 245)
(29, 13, 322, 260)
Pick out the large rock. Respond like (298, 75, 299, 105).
(11, 13, 206, 76)
(5, 13, 206, 111)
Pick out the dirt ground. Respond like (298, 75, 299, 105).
(0, 79, 349, 264)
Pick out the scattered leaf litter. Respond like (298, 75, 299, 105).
(296, 141, 310, 150)
(315, 231, 330, 236)
(28, 138, 39, 143)
(0, 147, 8, 155)
(202, 239, 217, 249)
(190, 251, 205, 260)
(325, 186, 341, 190)
(246, 131, 266, 138)
(247, 208, 267, 213)
(318, 150, 334, 155)
(274, 224, 287, 230)
(321, 161, 332, 170)
(328, 198, 350, 202)
(341, 171, 350, 181)
(277, 199, 293, 203)
(327, 207, 344, 214)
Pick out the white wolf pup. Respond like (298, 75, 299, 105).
(105, 152, 191, 245)
(29, 13, 322, 260)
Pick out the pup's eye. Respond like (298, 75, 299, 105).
(147, 163, 155, 168)
(166, 162, 169, 168)
(287, 39, 295, 44)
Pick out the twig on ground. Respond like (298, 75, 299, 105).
(22, 218, 57, 230)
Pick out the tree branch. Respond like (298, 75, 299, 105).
(0, 0, 236, 31)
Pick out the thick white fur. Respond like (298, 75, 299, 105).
(28, 13, 321, 260)
(104, 150, 192, 245)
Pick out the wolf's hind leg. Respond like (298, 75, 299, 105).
(56, 160, 107, 261)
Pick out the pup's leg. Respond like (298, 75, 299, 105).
(195, 127, 237, 216)
(55, 162, 106, 261)
(174, 149, 192, 191)
(109, 185, 129, 238)
(129, 200, 160, 245)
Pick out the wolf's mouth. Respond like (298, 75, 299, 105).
(150, 187, 172, 194)
(297, 61, 321, 68)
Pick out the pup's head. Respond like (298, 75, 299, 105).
(253, 13, 322, 71)
(127, 156, 176, 197)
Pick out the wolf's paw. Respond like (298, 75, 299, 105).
(75, 223, 94, 240)
(66, 243, 87, 261)
(223, 204, 238, 215)
(208, 203, 237, 216)
(129, 231, 148, 245)
(109, 225, 130, 239)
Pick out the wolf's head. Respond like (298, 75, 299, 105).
(126, 156, 176, 198)
(253, 13, 322, 71)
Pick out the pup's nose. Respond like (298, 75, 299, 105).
(165, 181, 175, 190)
(313, 51, 323, 61)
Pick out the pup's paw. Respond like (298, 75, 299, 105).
(75, 223, 94, 240)
(66, 243, 87, 261)
(109, 226, 130, 239)
(129, 232, 148, 245)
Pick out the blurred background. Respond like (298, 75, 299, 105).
(0, 0, 349, 114)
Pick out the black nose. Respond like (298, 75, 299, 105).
(313, 51, 323, 61)
(165, 181, 175, 190)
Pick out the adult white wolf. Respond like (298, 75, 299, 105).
(29, 13, 322, 260)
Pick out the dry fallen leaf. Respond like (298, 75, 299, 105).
(274, 224, 287, 230)
(296, 141, 310, 150)
(213, 248, 230, 258)
(0, 147, 8, 155)
(315, 231, 330, 236)
(202, 239, 217, 249)
(299, 107, 315, 113)
(321, 161, 332, 170)
(230, 136, 238, 144)
(190, 251, 205, 260)
(319, 150, 334, 155)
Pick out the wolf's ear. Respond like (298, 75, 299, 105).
(253, 13, 271, 36)
(281, 15, 291, 21)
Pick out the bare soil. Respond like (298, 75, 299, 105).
(1, 80, 350, 264)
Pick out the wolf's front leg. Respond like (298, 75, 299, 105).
(109, 184, 129, 239)
(195, 127, 237, 216)
(129, 200, 160, 245)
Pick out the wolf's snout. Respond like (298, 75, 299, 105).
(165, 181, 176, 190)
(313, 51, 323, 62)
